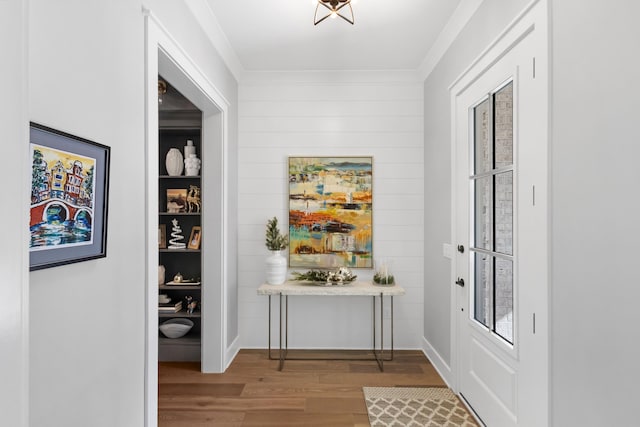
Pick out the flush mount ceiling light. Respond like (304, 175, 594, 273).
(314, 0, 354, 25)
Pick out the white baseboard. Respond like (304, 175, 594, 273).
(421, 336, 453, 388)
(224, 335, 241, 371)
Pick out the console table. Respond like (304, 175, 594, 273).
(257, 281, 405, 371)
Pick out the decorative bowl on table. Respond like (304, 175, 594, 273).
(159, 318, 194, 338)
(291, 267, 357, 286)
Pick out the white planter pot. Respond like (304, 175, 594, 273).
(165, 148, 184, 176)
(265, 250, 287, 285)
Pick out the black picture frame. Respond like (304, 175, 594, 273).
(29, 122, 111, 270)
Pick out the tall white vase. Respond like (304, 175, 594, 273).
(265, 250, 287, 285)
(184, 139, 196, 158)
(165, 148, 184, 176)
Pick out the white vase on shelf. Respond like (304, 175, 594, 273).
(165, 148, 184, 176)
(158, 265, 165, 285)
(184, 139, 196, 158)
(184, 154, 201, 176)
(265, 250, 287, 285)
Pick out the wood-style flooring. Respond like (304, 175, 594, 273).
(158, 349, 449, 427)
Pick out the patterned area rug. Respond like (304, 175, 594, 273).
(363, 387, 478, 427)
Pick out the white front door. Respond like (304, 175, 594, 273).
(451, 3, 548, 426)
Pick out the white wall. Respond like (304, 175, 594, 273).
(27, 1, 238, 426)
(422, 0, 531, 376)
(28, 1, 146, 425)
(550, 1, 640, 425)
(238, 71, 424, 349)
(0, 0, 28, 426)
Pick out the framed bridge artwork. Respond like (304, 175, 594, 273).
(29, 123, 111, 271)
(288, 156, 373, 269)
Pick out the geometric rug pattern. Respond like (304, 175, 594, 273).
(363, 387, 479, 427)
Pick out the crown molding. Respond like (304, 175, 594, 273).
(418, 0, 484, 81)
(183, 0, 245, 82)
(186, 0, 483, 84)
(241, 69, 422, 85)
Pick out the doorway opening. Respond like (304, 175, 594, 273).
(144, 12, 229, 427)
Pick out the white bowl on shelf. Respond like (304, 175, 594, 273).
(159, 318, 194, 338)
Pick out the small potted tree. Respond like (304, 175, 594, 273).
(265, 217, 288, 285)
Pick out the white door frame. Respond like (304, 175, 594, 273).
(2, 0, 29, 425)
(449, 0, 549, 424)
(143, 9, 230, 427)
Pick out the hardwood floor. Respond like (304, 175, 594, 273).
(158, 349, 449, 426)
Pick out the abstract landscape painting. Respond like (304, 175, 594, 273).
(289, 157, 372, 268)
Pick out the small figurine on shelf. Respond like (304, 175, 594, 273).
(185, 295, 198, 314)
(184, 140, 201, 176)
(168, 218, 186, 249)
(186, 185, 201, 213)
(187, 299, 198, 314)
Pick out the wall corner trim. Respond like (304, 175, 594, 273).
(421, 336, 454, 389)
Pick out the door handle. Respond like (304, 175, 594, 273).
(455, 278, 465, 287)
(457, 245, 465, 253)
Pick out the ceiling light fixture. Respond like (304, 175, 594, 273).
(314, 0, 354, 25)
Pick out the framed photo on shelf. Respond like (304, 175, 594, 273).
(158, 224, 167, 249)
(29, 122, 111, 271)
(166, 188, 187, 213)
(188, 226, 201, 250)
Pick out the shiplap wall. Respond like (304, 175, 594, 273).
(238, 71, 424, 349)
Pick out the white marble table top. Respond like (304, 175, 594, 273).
(257, 280, 405, 296)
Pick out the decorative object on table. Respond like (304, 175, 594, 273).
(291, 267, 357, 286)
(166, 188, 187, 213)
(186, 185, 201, 213)
(288, 156, 372, 269)
(373, 259, 395, 285)
(168, 218, 186, 249)
(29, 122, 111, 271)
(158, 265, 166, 285)
(188, 226, 202, 250)
(184, 154, 201, 177)
(159, 318, 193, 338)
(165, 147, 184, 176)
(173, 272, 184, 283)
(265, 216, 289, 285)
(158, 224, 167, 249)
(158, 293, 170, 304)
